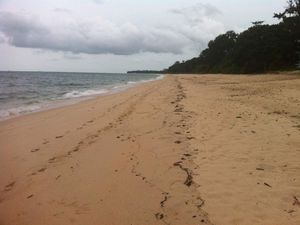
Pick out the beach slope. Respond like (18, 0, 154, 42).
(0, 74, 300, 225)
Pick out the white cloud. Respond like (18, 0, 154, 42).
(0, 3, 225, 56)
(92, 0, 105, 3)
(0, 10, 191, 55)
(53, 8, 72, 14)
(168, 3, 225, 48)
(170, 3, 222, 25)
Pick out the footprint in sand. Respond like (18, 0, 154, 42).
(187, 137, 195, 140)
(4, 181, 16, 192)
(155, 213, 164, 220)
(31, 148, 40, 153)
(27, 194, 34, 199)
(38, 167, 47, 173)
(48, 157, 57, 163)
(73, 147, 80, 152)
(293, 196, 300, 206)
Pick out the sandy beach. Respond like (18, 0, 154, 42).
(0, 74, 300, 225)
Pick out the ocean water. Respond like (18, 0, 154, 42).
(0, 71, 163, 120)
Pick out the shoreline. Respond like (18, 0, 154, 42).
(0, 74, 164, 122)
(0, 74, 300, 225)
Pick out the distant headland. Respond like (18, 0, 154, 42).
(127, 70, 163, 74)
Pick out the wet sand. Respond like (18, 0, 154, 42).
(0, 74, 300, 225)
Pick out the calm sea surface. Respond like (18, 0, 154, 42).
(0, 71, 163, 120)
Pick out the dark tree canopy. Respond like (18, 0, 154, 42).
(274, 0, 300, 19)
(252, 21, 264, 26)
(166, 1, 300, 74)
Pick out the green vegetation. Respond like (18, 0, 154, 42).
(166, 0, 300, 74)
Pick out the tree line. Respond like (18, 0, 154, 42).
(166, 0, 300, 74)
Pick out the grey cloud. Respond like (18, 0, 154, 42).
(0, 11, 188, 55)
(0, 12, 49, 45)
(168, 3, 225, 44)
(0, 4, 225, 56)
(0, 32, 6, 43)
(63, 53, 83, 60)
(170, 3, 222, 25)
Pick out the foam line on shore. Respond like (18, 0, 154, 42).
(0, 74, 164, 121)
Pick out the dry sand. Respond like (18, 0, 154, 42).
(0, 74, 300, 225)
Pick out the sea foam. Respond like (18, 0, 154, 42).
(0, 71, 163, 121)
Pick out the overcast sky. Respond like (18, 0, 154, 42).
(0, 0, 285, 73)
